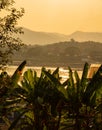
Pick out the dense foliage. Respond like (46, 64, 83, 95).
(0, 0, 24, 66)
(0, 61, 102, 130)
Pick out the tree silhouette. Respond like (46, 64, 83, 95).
(0, 0, 24, 66)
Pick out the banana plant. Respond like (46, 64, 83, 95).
(0, 60, 26, 129)
(61, 62, 102, 130)
(42, 67, 67, 130)
(83, 64, 102, 105)
(8, 67, 67, 130)
(1, 61, 101, 130)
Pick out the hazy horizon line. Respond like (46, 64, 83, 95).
(21, 26, 102, 35)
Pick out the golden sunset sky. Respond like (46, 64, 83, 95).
(15, 0, 102, 34)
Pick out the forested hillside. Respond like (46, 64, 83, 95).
(12, 40, 102, 67)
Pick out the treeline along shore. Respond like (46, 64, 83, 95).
(12, 40, 102, 68)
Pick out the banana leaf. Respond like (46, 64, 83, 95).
(43, 69, 61, 86)
(68, 66, 74, 88)
(11, 60, 26, 87)
(83, 64, 102, 105)
(80, 62, 89, 91)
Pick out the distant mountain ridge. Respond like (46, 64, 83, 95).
(69, 31, 102, 42)
(19, 28, 69, 45)
(18, 28, 102, 45)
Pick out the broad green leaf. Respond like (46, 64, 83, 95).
(68, 67, 74, 88)
(11, 60, 26, 87)
(80, 62, 89, 90)
(43, 69, 61, 86)
(58, 86, 68, 99)
(52, 67, 60, 79)
(83, 64, 102, 105)
(23, 69, 34, 83)
(74, 70, 81, 99)
(90, 92, 96, 107)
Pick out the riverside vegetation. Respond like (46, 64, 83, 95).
(0, 60, 102, 130)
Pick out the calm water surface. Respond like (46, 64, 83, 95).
(2, 66, 82, 82)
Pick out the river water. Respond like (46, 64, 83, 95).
(1, 66, 83, 82)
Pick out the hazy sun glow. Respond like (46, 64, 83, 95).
(14, 0, 102, 34)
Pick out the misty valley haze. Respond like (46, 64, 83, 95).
(19, 28, 102, 45)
